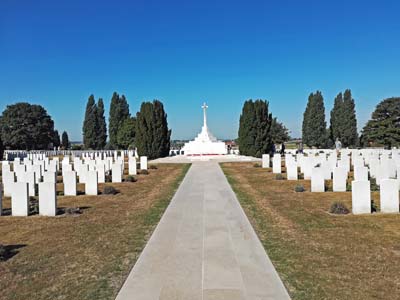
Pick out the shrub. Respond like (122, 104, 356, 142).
(275, 174, 284, 180)
(329, 202, 350, 215)
(253, 163, 261, 168)
(346, 182, 352, 192)
(139, 169, 149, 175)
(370, 178, 379, 191)
(295, 185, 305, 192)
(103, 186, 118, 195)
(149, 165, 158, 170)
(125, 175, 137, 182)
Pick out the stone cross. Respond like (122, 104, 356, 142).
(202, 102, 208, 127)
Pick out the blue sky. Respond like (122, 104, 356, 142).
(1, 0, 400, 141)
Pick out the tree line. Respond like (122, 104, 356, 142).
(82, 92, 171, 159)
(302, 90, 400, 148)
(238, 99, 290, 157)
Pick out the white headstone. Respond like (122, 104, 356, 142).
(311, 167, 325, 192)
(63, 171, 77, 196)
(286, 162, 298, 180)
(11, 182, 29, 216)
(43, 171, 57, 183)
(272, 155, 281, 174)
(129, 157, 137, 175)
(112, 163, 122, 183)
(39, 182, 57, 216)
(140, 156, 148, 170)
(96, 164, 105, 183)
(3, 171, 15, 197)
(85, 170, 98, 195)
(333, 167, 347, 192)
(380, 179, 399, 213)
(262, 154, 270, 168)
(354, 166, 368, 181)
(352, 180, 371, 214)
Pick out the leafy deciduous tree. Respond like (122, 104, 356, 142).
(0, 102, 56, 150)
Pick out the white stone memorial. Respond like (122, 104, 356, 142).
(333, 167, 347, 192)
(272, 155, 281, 174)
(112, 163, 122, 183)
(380, 179, 399, 213)
(286, 163, 298, 180)
(86, 170, 98, 195)
(181, 103, 227, 155)
(262, 154, 270, 168)
(140, 156, 148, 170)
(129, 157, 137, 175)
(311, 167, 325, 192)
(63, 171, 77, 196)
(11, 182, 29, 216)
(352, 180, 371, 214)
(39, 182, 57, 216)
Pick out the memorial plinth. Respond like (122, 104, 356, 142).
(182, 103, 227, 156)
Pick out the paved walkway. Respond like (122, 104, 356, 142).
(116, 161, 290, 300)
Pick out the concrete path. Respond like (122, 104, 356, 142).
(116, 161, 290, 300)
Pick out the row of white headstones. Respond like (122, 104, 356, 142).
(0, 150, 148, 217)
(262, 148, 400, 215)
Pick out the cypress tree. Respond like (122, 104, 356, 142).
(330, 92, 343, 142)
(329, 90, 358, 147)
(342, 89, 358, 147)
(53, 130, 61, 148)
(302, 91, 328, 147)
(82, 95, 98, 149)
(96, 98, 107, 149)
(135, 100, 171, 159)
(109, 92, 130, 147)
(61, 131, 70, 149)
(238, 99, 273, 157)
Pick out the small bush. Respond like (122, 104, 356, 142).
(346, 182, 352, 192)
(149, 165, 158, 170)
(295, 185, 305, 192)
(139, 169, 149, 175)
(275, 174, 284, 180)
(253, 163, 261, 168)
(125, 175, 137, 182)
(370, 178, 379, 191)
(103, 186, 118, 195)
(329, 202, 350, 215)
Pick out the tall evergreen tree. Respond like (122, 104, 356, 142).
(61, 131, 70, 149)
(82, 95, 98, 149)
(302, 91, 328, 147)
(341, 89, 358, 147)
(109, 92, 130, 147)
(329, 90, 358, 147)
(117, 117, 136, 149)
(330, 92, 343, 142)
(361, 97, 400, 148)
(238, 99, 273, 157)
(53, 130, 61, 148)
(96, 98, 107, 149)
(135, 100, 171, 159)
